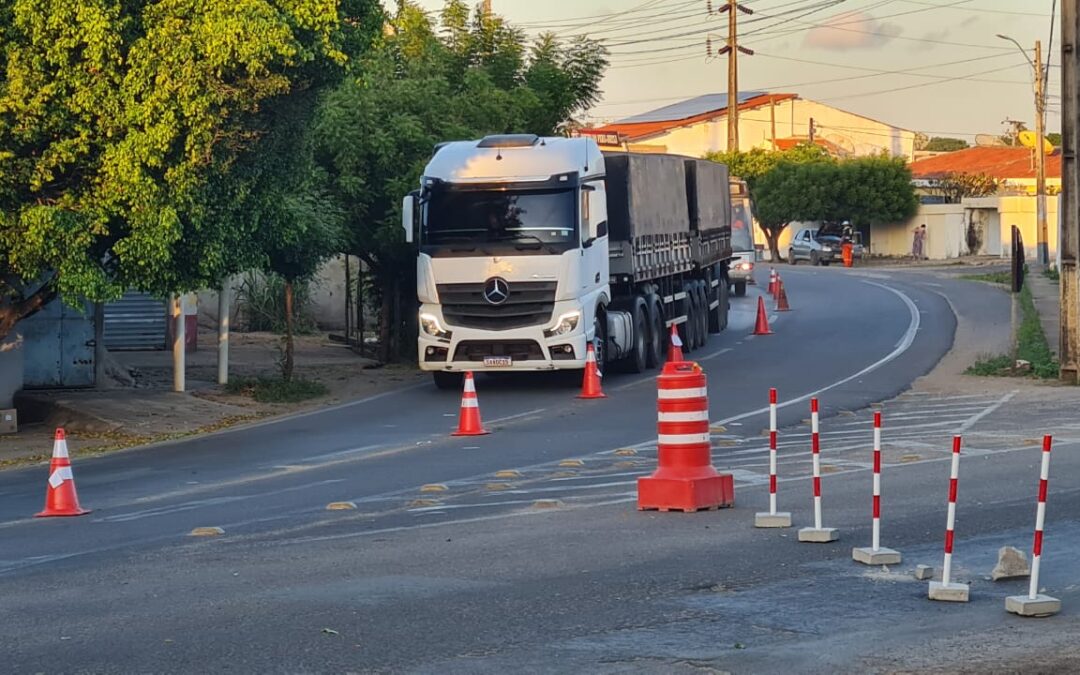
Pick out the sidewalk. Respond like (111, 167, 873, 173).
(0, 331, 425, 468)
(1028, 270, 1061, 359)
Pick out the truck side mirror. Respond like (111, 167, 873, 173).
(402, 193, 418, 244)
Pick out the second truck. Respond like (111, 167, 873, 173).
(403, 134, 734, 388)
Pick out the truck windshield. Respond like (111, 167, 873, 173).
(731, 199, 754, 252)
(423, 188, 577, 253)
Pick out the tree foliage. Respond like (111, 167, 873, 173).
(923, 137, 970, 152)
(929, 172, 1000, 203)
(753, 154, 917, 260)
(0, 0, 361, 341)
(314, 1, 608, 360)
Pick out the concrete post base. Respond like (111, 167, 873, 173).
(798, 527, 839, 543)
(928, 581, 970, 602)
(754, 512, 792, 528)
(852, 546, 902, 566)
(1005, 594, 1061, 617)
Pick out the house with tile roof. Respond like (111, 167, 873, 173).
(578, 92, 916, 160)
(907, 145, 1062, 198)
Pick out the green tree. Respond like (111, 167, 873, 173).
(755, 162, 839, 262)
(0, 0, 355, 342)
(315, 1, 607, 361)
(704, 144, 833, 260)
(923, 137, 970, 152)
(1046, 132, 1062, 147)
(833, 155, 919, 228)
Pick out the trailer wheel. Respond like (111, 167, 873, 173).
(645, 294, 664, 368)
(694, 281, 709, 346)
(708, 274, 726, 334)
(718, 275, 730, 332)
(684, 283, 701, 352)
(733, 281, 747, 297)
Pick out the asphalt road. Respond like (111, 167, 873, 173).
(7, 265, 1068, 674)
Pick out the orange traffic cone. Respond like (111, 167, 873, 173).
(753, 296, 773, 336)
(578, 343, 606, 399)
(667, 323, 684, 363)
(772, 273, 783, 300)
(35, 428, 90, 517)
(768, 268, 778, 296)
(776, 280, 791, 312)
(452, 372, 489, 436)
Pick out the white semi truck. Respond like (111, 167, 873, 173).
(402, 134, 734, 389)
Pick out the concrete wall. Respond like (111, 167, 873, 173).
(870, 204, 967, 259)
(998, 195, 1060, 261)
(198, 255, 364, 332)
(626, 98, 915, 159)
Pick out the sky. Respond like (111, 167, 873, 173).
(408, 0, 1063, 140)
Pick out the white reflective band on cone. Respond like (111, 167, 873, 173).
(658, 387, 706, 399)
(671, 333, 683, 347)
(464, 377, 476, 393)
(53, 440, 69, 459)
(658, 410, 709, 423)
(461, 399, 478, 408)
(48, 466, 73, 489)
(658, 433, 711, 445)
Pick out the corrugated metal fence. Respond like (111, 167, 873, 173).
(104, 292, 167, 351)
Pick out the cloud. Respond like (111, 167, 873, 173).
(803, 11, 903, 50)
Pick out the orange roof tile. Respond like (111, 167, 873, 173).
(908, 146, 1061, 180)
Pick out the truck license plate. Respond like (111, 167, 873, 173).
(483, 356, 512, 367)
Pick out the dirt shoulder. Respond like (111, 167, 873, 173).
(1, 330, 426, 469)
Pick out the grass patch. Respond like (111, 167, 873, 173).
(224, 376, 329, 403)
(965, 285, 1059, 379)
(961, 271, 1011, 285)
(1044, 266, 1060, 282)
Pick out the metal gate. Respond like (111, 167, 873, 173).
(104, 291, 167, 351)
(20, 299, 96, 389)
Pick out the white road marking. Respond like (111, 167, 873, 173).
(713, 280, 921, 426)
(956, 391, 1017, 432)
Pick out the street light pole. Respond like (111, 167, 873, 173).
(998, 34, 1050, 265)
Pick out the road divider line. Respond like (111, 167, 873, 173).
(713, 280, 921, 426)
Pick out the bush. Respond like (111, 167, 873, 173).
(966, 286, 1059, 379)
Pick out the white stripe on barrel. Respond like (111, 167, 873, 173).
(657, 387, 705, 399)
(658, 410, 710, 423)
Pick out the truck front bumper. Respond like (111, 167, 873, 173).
(418, 306, 590, 372)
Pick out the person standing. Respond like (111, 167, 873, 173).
(912, 224, 926, 260)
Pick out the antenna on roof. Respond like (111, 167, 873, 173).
(975, 134, 1007, 148)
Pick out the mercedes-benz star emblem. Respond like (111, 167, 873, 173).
(483, 277, 510, 306)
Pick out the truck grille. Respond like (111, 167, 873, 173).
(437, 281, 557, 331)
(453, 340, 545, 362)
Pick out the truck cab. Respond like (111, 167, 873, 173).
(403, 135, 609, 388)
(728, 177, 754, 297)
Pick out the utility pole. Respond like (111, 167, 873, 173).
(1061, 0, 1079, 383)
(717, 0, 753, 152)
(482, 0, 492, 17)
(1035, 40, 1049, 266)
(809, 117, 816, 144)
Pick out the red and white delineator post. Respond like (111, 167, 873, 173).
(1006, 435, 1061, 617)
(754, 388, 791, 528)
(929, 436, 970, 602)
(798, 398, 838, 542)
(853, 412, 902, 564)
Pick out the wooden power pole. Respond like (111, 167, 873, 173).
(1061, 0, 1079, 383)
(718, 0, 754, 152)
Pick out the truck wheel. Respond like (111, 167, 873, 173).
(734, 281, 747, 297)
(685, 286, 701, 351)
(625, 304, 649, 373)
(645, 295, 664, 368)
(694, 282, 709, 347)
(432, 371, 463, 391)
(592, 312, 607, 374)
(708, 275, 727, 334)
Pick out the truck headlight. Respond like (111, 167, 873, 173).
(420, 313, 452, 340)
(544, 311, 581, 338)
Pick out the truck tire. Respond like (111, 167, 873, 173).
(694, 281, 709, 347)
(624, 302, 649, 373)
(734, 281, 747, 297)
(708, 273, 727, 334)
(645, 294, 664, 368)
(433, 371, 463, 390)
(592, 311, 607, 374)
(684, 284, 701, 351)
